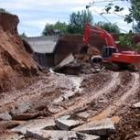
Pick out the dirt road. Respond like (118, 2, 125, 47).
(0, 70, 139, 140)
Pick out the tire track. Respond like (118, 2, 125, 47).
(54, 72, 120, 118)
(88, 73, 139, 121)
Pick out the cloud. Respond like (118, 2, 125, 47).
(0, 0, 131, 36)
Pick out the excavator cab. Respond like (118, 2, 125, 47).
(103, 47, 117, 58)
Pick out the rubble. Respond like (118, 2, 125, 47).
(76, 111, 92, 120)
(132, 102, 140, 108)
(0, 130, 23, 140)
(0, 121, 24, 129)
(73, 118, 115, 136)
(76, 132, 100, 140)
(0, 112, 12, 121)
(12, 118, 55, 134)
(55, 115, 82, 130)
(26, 130, 77, 140)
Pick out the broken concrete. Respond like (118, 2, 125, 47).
(55, 116, 81, 130)
(0, 121, 24, 129)
(12, 118, 55, 134)
(0, 112, 12, 120)
(11, 112, 40, 120)
(26, 130, 77, 140)
(76, 132, 100, 140)
(55, 53, 74, 68)
(9, 103, 37, 120)
(0, 130, 23, 140)
(48, 105, 64, 114)
(10, 103, 31, 115)
(133, 102, 140, 108)
(76, 111, 92, 120)
(73, 118, 115, 136)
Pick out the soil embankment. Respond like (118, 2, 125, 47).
(0, 12, 38, 92)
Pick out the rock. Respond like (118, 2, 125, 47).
(55, 116, 82, 130)
(0, 112, 12, 120)
(53, 97, 64, 104)
(12, 118, 55, 134)
(76, 111, 91, 120)
(0, 130, 23, 140)
(77, 132, 100, 140)
(133, 136, 140, 140)
(26, 130, 77, 140)
(55, 53, 74, 68)
(12, 112, 40, 120)
(0, 121, 24, 129)
(48, 105, 64, 114)
(73, 118, 115, 136)
(10, 103, 32, 120)
(133, 102, 140, 108)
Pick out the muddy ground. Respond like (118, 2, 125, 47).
(0, 69, 139, 140)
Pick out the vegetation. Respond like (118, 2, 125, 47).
(105, 0, 140, 33)
(67, 10, 93, 34)
(42, 10, 93, 35)
(0, 8, 9, 13)
(95, 22, 120, 33)
(42, 21, 67, 36)
(20, 32, 27, 38)
(118, 31, 134, 49)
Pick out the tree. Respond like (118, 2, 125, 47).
(104, 0, 140, 33)
(67, 10, 93, 34)
(95, 22, 120, 33)
(20, 32, 27, 38)
(0, 8, 9, 13)
(42, 21, 67, 36)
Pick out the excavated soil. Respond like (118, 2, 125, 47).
(0, 68, 139, 140)
(0, 12, 39, 93)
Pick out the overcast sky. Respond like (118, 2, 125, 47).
(0, 0, 132, 36)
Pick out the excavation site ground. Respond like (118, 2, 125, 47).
(0, 12, 140, 140)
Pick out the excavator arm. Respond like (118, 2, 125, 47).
(83, 23, 117, 48)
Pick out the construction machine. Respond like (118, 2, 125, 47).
(83, 22, 140, 70)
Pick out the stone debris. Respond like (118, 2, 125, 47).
(76, 132, 100, 140)
(76, 111, 91, 120)
(10, 103, 33, 120)
(73, 118, 115, 136)
(11, 112, 40, 121)
(26, 130, 77, 140)
(0, 130, 23, 140)
(55, 116, 82, 130)
(133, 102, 140, 108)
(48, 105, 64, 114)
(0, 121, 24, 130)
(0, 112, 12, 121)
(12, 118, 55, 134)
(55, 53, 74, 68)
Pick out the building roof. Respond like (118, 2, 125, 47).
(24, 36, 58, 53)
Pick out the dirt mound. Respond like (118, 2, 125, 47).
(0, 12, 38, 92)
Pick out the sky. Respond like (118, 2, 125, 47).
(0, 0, 132, 36)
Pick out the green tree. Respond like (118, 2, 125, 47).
(67, 10, 93, 34)
(95, 22, 120, 33)
(20, 32, 27, 38)
(42, 21, 67, 36)
(105, 0, 140, 33)
(0, 8, 9, 13)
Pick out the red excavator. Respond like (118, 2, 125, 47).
(83, 22, 140, 70)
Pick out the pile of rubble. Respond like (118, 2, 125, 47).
(54, 45, 103, 75)
(0, 114, 116, 140)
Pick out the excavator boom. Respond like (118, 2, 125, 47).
(83, 22, 140, 70)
